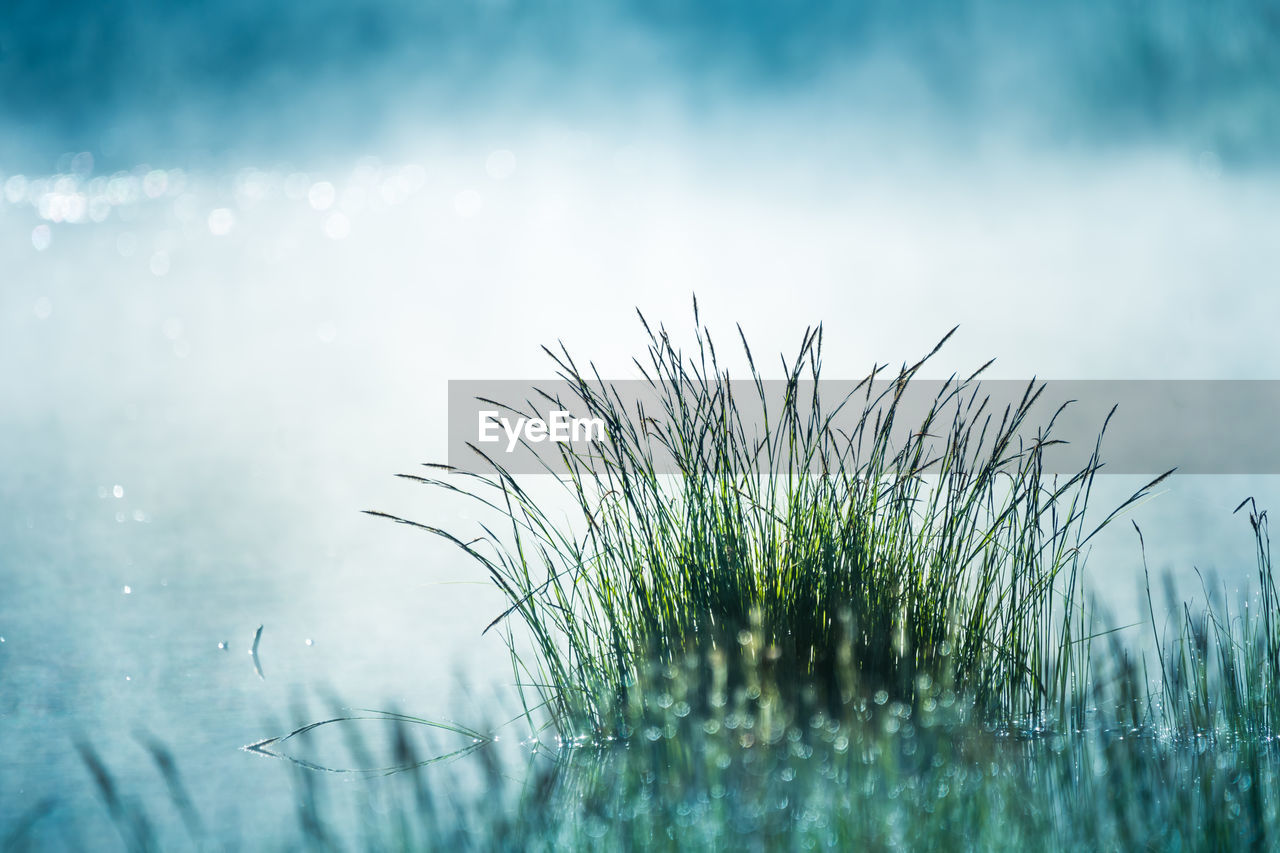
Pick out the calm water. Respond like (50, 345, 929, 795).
(9, 0, 1280, 843)
(3, 128, 1280, 844)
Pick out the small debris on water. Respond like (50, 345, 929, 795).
(250, 625, 265, 680)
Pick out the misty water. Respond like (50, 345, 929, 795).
(5, 0, 1280, 844)
(5, 133, 1279, 843)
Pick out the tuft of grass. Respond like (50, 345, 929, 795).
(376, 306, 1169, 737)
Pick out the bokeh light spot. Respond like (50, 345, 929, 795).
(208, 207, 236, 236)
(309, 181, 336, 211)
(31, 224, 51, 251)
(486, 150, 517, 181)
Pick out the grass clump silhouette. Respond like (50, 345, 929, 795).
(373, 305, 1168, 738)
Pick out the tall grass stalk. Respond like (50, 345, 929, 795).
(1132, 499, 1280, 741)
